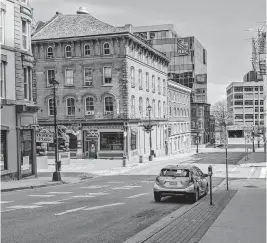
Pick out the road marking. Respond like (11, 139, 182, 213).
(231, 167, 237, 172)
(126, 193, 149, 199)
(71, 195, 96, 198)
(108, 181, 123, 184)
(29, 195, 55, 198)
(33, 201, 62, 205)
(80, 185, 109, 189)
(1, 208, 19, 213)
(113, 185, 142, 190)
(7, 205, 42, 209)
(141, 180, 154, 183)
(48, 192, 73, 194)
(259, 167, 267, 178)
(0, 201, 14, 204)
(55, 206, 86, 216)
(248, 167, 256, 179)
(83, 203, 125, 211)
(86, 192, 109, 196)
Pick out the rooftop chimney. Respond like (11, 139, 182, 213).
(76, 6, 88, 14)
(125, 24, 133, 33)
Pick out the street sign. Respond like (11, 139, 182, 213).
(36, 132, 54, 143)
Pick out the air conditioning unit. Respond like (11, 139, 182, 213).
(85, 110, 94, 115)
(105, 111, 113, 115)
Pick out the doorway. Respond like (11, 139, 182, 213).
(88, 141, 97, 159)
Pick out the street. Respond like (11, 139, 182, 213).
(2, 174, 223, 243)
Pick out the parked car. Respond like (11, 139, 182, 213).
(153, 164, 209, 203)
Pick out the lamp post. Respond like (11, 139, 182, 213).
(143, 105, 153, 161)
(252, 126, 255, 152)
(123, 122, 127, 167)
(225, 125, 229, 190)
(50, 78, 61, 182)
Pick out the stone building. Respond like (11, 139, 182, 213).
(1, 0, 38, 180)
(31, 7, 170, 161)
(167, 81, 191, 155)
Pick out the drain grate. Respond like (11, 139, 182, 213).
(243, 185, 258, 188)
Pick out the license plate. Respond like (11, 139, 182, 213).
(169, 182, 177, 186)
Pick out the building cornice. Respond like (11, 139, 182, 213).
(168, 80, 192, 93)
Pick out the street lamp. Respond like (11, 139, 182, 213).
(144, 105, 153, 161)
(252, 126, 255, 152)
(123, 122, 127, 167)
(50, 78, 61, 182)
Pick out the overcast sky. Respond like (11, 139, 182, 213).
(30, 0, 266, 105)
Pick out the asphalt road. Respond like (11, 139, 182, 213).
(1, 175, 224, 243)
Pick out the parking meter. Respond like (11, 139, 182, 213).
(208, 165, 213, 205)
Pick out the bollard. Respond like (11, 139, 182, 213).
(208, 165, 213, 205)
(139, 155, 143, 163)
(123, 156, 126, 167)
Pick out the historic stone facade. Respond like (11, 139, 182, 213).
(32, 8, 169, 160)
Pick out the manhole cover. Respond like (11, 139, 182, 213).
(243, 185, 258, 188)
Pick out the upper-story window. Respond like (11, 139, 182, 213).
(146, 72, 149, 91)
(152, 75, 155, 93)
(103, 67, 112, 84)
(138, 70, 143, 89)
(47, 69, 55, 86)
(23, 67, 32, 101)
(0, 61, 6, 98)
(130, 66, 135, 87)
(65, 69, 74, 86)
(84, 44, 91, 56)
(103, 42, 110, 55)
(0, 7, 5, 44)
(47, 46, 53, 58)
(163, 79, 166, 95)
(163, 101, 166, 117)
(131, 96, 135, 117)
(65, 45, 72, 58)
(139, 97, 143, 117)
(85, 96, 94, 115)
(66, 98, 75, 116)
(158, 101, 161, 118)
(158, 77, 161, 94)
(104, 96, 114, 113)
(84, 68, 93, 86)
(152, 99, 155, 117)
(22, 20, 30, 50)
(48, 98, 55, 116)
(146, 98, 149, 116)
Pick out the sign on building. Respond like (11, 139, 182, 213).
(36, 132, 54, 143)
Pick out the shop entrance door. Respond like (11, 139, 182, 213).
(89, 141, 96, 159)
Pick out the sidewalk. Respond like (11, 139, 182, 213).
(238, 149, 266, 166)
(124, 179, 266, 243)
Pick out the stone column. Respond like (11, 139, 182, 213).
(76, 129, 83, 159)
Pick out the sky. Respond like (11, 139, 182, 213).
(30, 0, 266, 105)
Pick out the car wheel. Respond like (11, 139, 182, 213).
(191, 189, 199, 203)
(154, 192, 161, 202)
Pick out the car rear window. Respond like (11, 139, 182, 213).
(160, 169, 189, 177)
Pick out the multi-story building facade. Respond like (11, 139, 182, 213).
(226, 81, 264, 140)
(133, 24, 210, 145)
(167, 80, 191, 155)
(1, 0, 38, 180)
(32, 7, 170, 161)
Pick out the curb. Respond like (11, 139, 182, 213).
(123, 178, 226, 243)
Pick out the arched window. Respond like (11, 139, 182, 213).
(163, 79, 166, 95)
(146, 98, 149, 116)
(84, 44, 91, 56)
(163, 101, 166, 117)
(131, 96, 135, 117)
(138, 70, 143, 89)
(158, 77, 161, 94)
(48, 98, 55, 116)
(152, 99, 155, 117)
(139, 97, 143, 117)
(130, 66, 135, 87)
(65, 45, 72, 58)
(47, 46, 53, 58)
(104, 96, 114, 113)
(152, 75, 155, 92)
(85, 96, 94, 115)
(66, 97, 75, 116)
(158, 100, 161, 118)
(146, 72, 149, 91)
(103, 42, 110, 55)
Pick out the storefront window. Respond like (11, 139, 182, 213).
(20, 130, 33, 176)
(131, 132, 137, 150)
(100, 132, 123, 151)
(1, 130, 7, 170)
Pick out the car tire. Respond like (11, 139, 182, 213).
(191, 189, 199, 203)
(154, 192, 161, 202)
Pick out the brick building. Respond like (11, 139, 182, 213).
(1, 0, 39, 180)
(32, 7, 170, 160)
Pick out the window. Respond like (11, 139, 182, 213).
(65, 45, 72, 58)
(0, 62, 6, 98)
(260, 86, 263, 91)
(139, 97, 143, 117)
(130, 66, 135, 87)
(22, 20, 29, 50)
(84, 68, 93, 86)
(163, 102, 166, 117)
(131, 132, 137, 150)
(65, 69, 74, 86)
(47, 46, 53, 58)
(103, 67, 112, 84)
(105, 96, 114, 113)
(23, 67, 32, 100)
(260, 107, 264, 112)
(260, 100, 263, 105)
(244, 87, 253, 92)
(163, 80, 166, 95)
(146, 98, 149, 116)
(169, 107, 172, 116)
(198, 120, 203, 129)
(100, 132, 123, 151)
(66, 98, 75, 116)
(47, 69, 55, 85)
(152, 75, 155, 92)
(0, 8, 5, 44)
(255, 100, 259, 105)
(138, 70, 143, 89)
(152, 99, 155, 117)
(84, 44, 90, 56)
(131, 96, 135, 117)
(146, 72, 149, 91)
(234, 87, 243, 92)
(158, 101, 161, 117)
(103, 42, 110, 55)
(85, 97, 94, 114)
(48, 98, 55, 116)
(158, 77, 161, 94)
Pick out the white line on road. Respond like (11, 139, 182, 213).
(80, 185, 110, 189)
(33, 201, 62, 205)
(1, 208, 19, 213)
(83, 203, 125, 211)
(0, 201, 14, 204)
(7, 205, 42, 209)
(86, 192, 109, 196)
(126, 193, 149, 199)
(29, 195, 55, 198)
(48, 192, 73, 194)
(55, 206, 86, 216)
(71, 195, 96, 198)
(259, 167, 267, 178)
(108, 181, 124, 184)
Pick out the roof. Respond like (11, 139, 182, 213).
(161, 164, 194, 170)
(32, 13, 128, 41)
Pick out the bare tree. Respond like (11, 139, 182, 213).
(211, 99, 233, 145)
